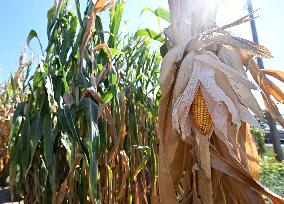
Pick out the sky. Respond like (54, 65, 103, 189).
(0, 0, 283, 112)
(0, 0, 283, 81)
(0, 0, 167, 82)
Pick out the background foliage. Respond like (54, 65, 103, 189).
(260, 157, 284, 200)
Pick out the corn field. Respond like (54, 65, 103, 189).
(2, 0, 284, 203)
(8, 0, 161, 203)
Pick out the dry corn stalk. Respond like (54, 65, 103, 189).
(0, 50, 26, 185)
(0, 104, 13, 184)
(158, 0, 284, 203)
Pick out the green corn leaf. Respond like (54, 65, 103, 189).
(75, 0, 83, 27)
(57, 105, 89, 158)
(12, 102, 26, 123)
(141, 7, 170, 22)
(77, 71, 92, 89)
(9, 117, 23, 190)
(8, 116, 23, 150)
(69, 12, 79, 47)
(43, 114, 56, 192)
(77, 167, 86, 203)
(160, 42, 169, 57)
(135, 28, 165, 43)
(27, 30, 44, 55)
(27, 109, 44, 175)
(9, 136, 22, 200)
(109, 48, 125, 56)
(27, 30, 38, 46)
(21, 117, 31, 172)
(79, 97, 100, 201)
(133, 151, 151, 181)
(95, 16, 105, 43)
(47, 4, 57, 37)
(109, 2, 125, 48)
(102, 92, 113, 104)
(133, 145, 151, 181)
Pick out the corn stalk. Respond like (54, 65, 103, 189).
(0, 50, 30, 186)
(9, 0, 160, 203)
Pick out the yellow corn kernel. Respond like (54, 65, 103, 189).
(190, 88, 213, 135)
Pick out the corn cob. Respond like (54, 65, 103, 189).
(190, 87, 213, 135)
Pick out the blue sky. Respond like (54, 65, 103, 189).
(0, 0, 53, 81)
(0, 0, 167, 82)
(0, 0, 284, 114)
(0, 0, 283, 82)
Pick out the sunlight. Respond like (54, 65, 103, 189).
(217, 0, 247, 25)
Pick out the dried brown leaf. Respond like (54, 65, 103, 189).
(116, 151, 130, 200)
(218, 47, 264, 120)
(79, 0, 112, 70)
(169, 139, 188, 188)
(56, 153, 83, 204)
(210, 151, 284, 204)
(262, 69, 284, 83)
(160, 46, 185, 94)
(158, 57, 180, 203)
(93, 43, 113, 61)
(262, 78, 284, 104)
(247, 61, 284, 104)
(158, 146, 179, 204)
(211, 35, 272, 59)
(237, 123, 260, 179)
(262, 93, 284, 128)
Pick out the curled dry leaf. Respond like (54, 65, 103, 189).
(116, 150, 130, 200)
(93, 43, 113, 85)
(56, 153, 83, 204)
(218, 47, 264, 120)
(211, 35, 273, 59)
(262, 93, 284, 128)
(160, 46, 185, 94)
(79, 0, 113, 70)
(246, 60, 284, 127)
(262, 69, 284, 83)
(93, 43, 113, 61)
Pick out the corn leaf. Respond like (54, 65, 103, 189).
(141, 7, 170, 22)
(135, 28, 165, 43)
(262, 69, 284, 83)
(43, 114, 56, 192)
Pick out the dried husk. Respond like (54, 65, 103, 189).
(158, 0, 284, 203)
(245, 60, 284, 127)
